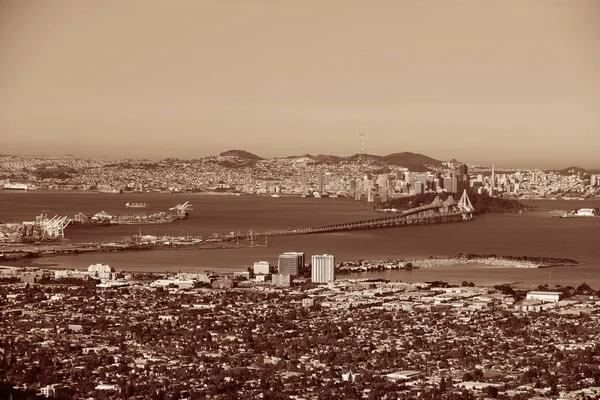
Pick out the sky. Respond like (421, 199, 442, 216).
(0, 0, 599, 168)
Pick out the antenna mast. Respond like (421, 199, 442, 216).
(360, 132, 365, 154)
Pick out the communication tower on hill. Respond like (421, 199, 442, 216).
(359, 131, 365, 154)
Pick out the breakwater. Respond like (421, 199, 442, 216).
(335, 254, 580, 275)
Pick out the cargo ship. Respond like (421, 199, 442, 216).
(89, 211, 177, 225)
(126, 202, 150, 208)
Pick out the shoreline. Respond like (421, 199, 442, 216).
(3, 251, 579, 275)
(0, 239, 269, 264)
(336, 254, 580, 275)
(2, 189, 600, 201)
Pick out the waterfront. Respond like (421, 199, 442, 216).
(2, 192, 600, 287)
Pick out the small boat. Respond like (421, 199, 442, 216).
(126, 202, 150, 208)
(271, 194, 280, 198)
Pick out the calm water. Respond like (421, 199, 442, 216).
(1, 191, 600, 288)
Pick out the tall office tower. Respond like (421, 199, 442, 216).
(459, 163, 468, 178)
(414, 181, 425, 194)
(491, 164, 496, 189)
(458, 164, 470, 192)
(278, 252, 305, 276)
(401, 181, 409, 193)
(317, 167, 324, 193)
(451, 175, 458, 194)
(440, 176, 452, 192)
(311, 254, 335, 283)
(592, 175, 597, 187)
(324, 172, 331, 190)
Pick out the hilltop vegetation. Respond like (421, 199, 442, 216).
(219, 150, 263, 160)
(290, 151, 444, 171)
(376, 192, 533, 214)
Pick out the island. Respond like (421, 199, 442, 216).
(375, 192, 533, 214)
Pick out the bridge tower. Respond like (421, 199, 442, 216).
(458, 190, 475, 219)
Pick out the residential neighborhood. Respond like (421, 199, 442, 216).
(1, 269, 599, 399)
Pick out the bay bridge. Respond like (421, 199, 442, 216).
(240, 190, 475, 240)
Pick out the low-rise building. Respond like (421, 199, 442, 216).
(272, 274, 291, 287)
(526, 291, 561, 303)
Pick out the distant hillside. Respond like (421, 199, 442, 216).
(312, 154, 344, 164)
(219, 150, 263, 160)
(383, 152, 443, 172)
(284, 151, 443, 171)
(557, 166, 600, 175)
(345, 153, 384, 163)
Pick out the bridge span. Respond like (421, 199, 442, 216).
(240, 190, 475, 239)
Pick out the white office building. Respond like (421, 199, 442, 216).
(253, 261, 271, 275)
(311, 254, 335, 283)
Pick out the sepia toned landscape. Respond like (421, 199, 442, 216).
(1, 0, 600, 399)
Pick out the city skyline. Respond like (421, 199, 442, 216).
(1, 0, 599, 168)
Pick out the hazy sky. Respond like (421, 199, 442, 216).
(1, 0, 599, 168)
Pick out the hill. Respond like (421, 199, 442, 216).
(557, 166, 600, 175)
(286, 152, 444, 171)
(383, 152, 443, 171)
(344, 153, 385, 163)
(219, 150, 263, 160)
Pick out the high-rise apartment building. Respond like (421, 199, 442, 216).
(278, 252, 305, 276)
(311, 254, 335, 283)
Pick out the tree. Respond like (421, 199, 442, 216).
(439, 376, 447, 393)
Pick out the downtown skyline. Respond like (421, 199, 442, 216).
(1, 0, 599, 169)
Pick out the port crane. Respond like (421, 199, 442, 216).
(169, 201, 193, 212)
(169, 201, 193, 219)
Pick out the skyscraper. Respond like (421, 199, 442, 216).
(317, 167, 324, 193)
(311, 254, 335, 283)
(491, 164, 496, 188)
(414, 181, 425, 194)
(278, 252, 305, 276)
(451, 176, 458, 194)
(458, 164, 470, 192)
